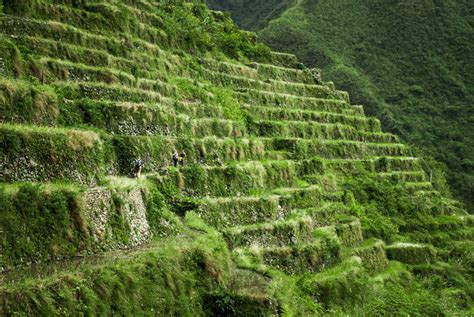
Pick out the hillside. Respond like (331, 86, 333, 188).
(206, 0, 296, 31)
(0, 0, 473, 315)
(207, 0, 474, 211)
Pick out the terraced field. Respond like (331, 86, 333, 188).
(0, 0, 472, 315)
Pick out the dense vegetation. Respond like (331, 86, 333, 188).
(0, 0, 472, 315)
(207, 0, 296, 31)
(207, 0, 474, 211)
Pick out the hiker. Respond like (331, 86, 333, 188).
(131, 158, 143, 178)
(172, 150, 179, 167)
(198, 148, 206, 165)
(180, 150, 186, 167)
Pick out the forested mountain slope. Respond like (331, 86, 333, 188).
(0, 0, 472, 315)
(207, 0, 474, 211)
(207, 0, 296, 31)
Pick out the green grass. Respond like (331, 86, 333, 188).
(0, 215, 233, 316)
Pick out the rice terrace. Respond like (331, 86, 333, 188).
(0, 0, 472, 315)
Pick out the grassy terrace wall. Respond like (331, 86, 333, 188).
(0, 0, 472, 315)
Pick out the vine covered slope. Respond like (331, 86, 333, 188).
(0, 0, 472, 315)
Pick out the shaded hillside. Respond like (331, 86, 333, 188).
(207, 0, 474, 211)
(0, 0, 472, 315)
(207, 0, 295, 30)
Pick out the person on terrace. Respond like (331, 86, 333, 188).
(172, 150, 179, 167)
(131, 158, 143, 178)
(180, 150, 187, 167)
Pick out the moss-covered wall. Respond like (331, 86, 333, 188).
(0, 181, 170, 269)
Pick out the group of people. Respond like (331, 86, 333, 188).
(130, 150, 188, 178)
(172, 150, 186, 167)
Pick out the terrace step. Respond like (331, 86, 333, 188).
(234, 227, 341, 274)
(223, 216, 315, 249)
(298, 256, 365, 309)
(202, 68, 346, 100)
(155, 160, 298, 198)
(36, 57, 177, 96)
(1, 15, 138, 60)
(400, 214, 472, 234)
(301, 157, 422, 176)
(403, 227, 474, 249)
(0, 13, 190, 82)
(265, 150, 291, 160)
(1, 88, 244, 138)
(199, 58, 321, 85)
(54, 81, 169, 104)
(242, 104, 377, 130)
(6, 33, 132, 68)
(0, 123, 110, 184)
(0, 124, 270, 182)
(1, 32, 181, 81)
(335, 217, 364, 247)
(107, 135, 268, 173)
(203, 290, 279, 316)
(385, 243, 437, 265)
(236, 88, 351, 112)
(7, 2, 173, 59)
(271, 185, 324, 209)
(71, 103, 246, 138)
(377, 171, 427, 183)
(253, 62, 321, 85)
(227, 268, 273, 297)
(267, 138, 411, 159)
(372, 156, 421, 172)
(268, 51, 303, 69)
(251, 120, 390, 141)
(198, 195, 283, 229)
(404, 182, 433, 192)
(301, 258, 413, 310)
(198, 185, 323, 229)
(67, 99, 228, 136)
(34, 2, 118, 31)
(0, 78, 230, 131)
(352, 239, 388, 272)
(292, 203, 353, 226)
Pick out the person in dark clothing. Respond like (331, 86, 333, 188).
(180, 150, 186, 167)
(198, 148, 206, 165)
(172, 150, 179, 167)
(131, 159, 143, 178)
